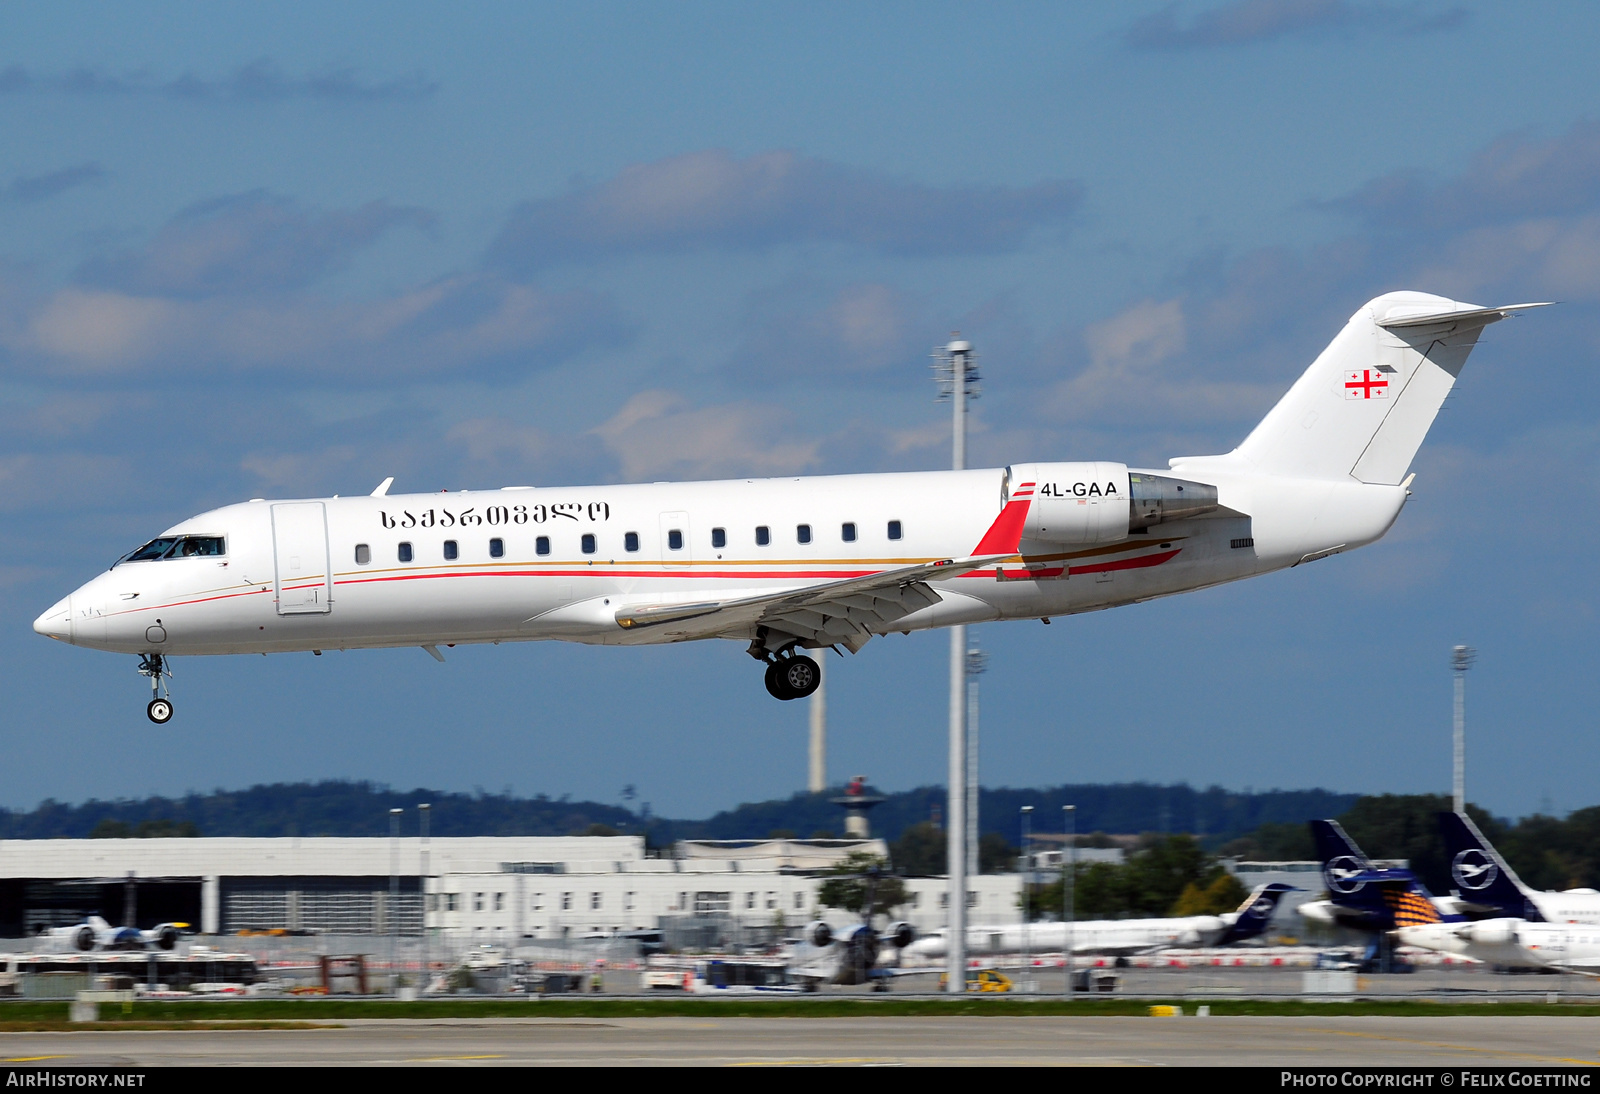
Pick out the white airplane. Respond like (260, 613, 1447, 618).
(902, 882, 1294, 960)
(33, 292, 1546, 723)
(788, 917, 918, 991)
(1396, 918, 1600, 976)
(39, 916, 186, 952)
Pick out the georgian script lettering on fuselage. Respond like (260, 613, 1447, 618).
(378, 501, 612, 529)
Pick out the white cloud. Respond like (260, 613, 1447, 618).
(591, 391, 820, 482)
(2, 275, 627, 381)
(488, 149, 1082, 272)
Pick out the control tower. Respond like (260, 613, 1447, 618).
(830, 776, 886, 839)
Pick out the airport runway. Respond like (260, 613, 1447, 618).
(4, 1016, 1600, 1067)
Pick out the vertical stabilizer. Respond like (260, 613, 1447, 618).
(1437, 811, 1544, 922)
(1233, 293, 1547, 484)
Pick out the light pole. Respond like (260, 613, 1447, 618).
(389, 807, 402, 994)
(1063, 804, 1075, 998)
(1020, 804, 1032, 992)
(418, 802, 431, 994)
(808, 654, 826, 793)
(966, 646, 987, 876)
(933, 334, 978, 994)
(1452, 646, 1476, 814)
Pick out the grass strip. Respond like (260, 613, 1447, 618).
(0, 1020, 333, 1032)
(5, 998, 1600, 1021)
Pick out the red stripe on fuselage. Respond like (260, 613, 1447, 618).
(111, 545, 1185, 618)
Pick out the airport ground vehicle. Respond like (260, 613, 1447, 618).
(938, 968, 1013, 993)
(32, 292, 1545, 721)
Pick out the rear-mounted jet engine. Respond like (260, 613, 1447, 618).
(1003, 462, 1219, 545)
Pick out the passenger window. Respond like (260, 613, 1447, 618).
(489, 538, 504, 559)
(582, 533, 596, 554)
(711, 528, 726, 549)
(355, 544, 371, 566)
(399, 542, 413, 563)
(888, 520, 902, 541)
(797, 524, 812, 544)
(536, 536, 550, 556)
(443, 540, 458, 561)
(755, 526, 770, 546)
(841, 522, 856, 542)
(625, 532, 639, 552)
(668, 529, 683, 551)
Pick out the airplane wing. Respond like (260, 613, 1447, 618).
(613, 481, 1037, 650)
(614, 553, 1013, 651)
(1544, 962, 1600, 979)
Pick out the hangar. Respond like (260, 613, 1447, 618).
(0, 836, 1024, 943)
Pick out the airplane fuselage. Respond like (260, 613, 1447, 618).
(36, 465, 1404, 658)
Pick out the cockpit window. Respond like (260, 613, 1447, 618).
(116, 536, 225, 565)
(174, 536, 225, 557)
(122, 538, 179, 562)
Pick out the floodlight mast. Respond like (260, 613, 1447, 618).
(966, 646, 987, 878)
(932, 335, 978, 994)
(1452, 645, 1476, 814)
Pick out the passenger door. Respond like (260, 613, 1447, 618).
(271, 502, 333, 614)
(658, 511, 693, 569)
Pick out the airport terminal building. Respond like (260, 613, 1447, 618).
(0, 836, 1026, 944)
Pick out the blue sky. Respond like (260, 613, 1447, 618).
(5, 1, 1599, 821)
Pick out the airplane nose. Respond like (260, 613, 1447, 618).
(33, 597, 71, 642)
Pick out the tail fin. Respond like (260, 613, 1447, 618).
(1437, 811, 1544, 921)
(1311, 818, 1372, 878)
(1310, 819, 1458, 931)
(1233, 293, 1549, 484)
(1217, 882, 1295, 944)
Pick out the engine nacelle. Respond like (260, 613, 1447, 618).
(1004, 463, 1220, 546)
(884, 921, 915, 949)
(150, 924, 180, 951)
(70, 925, 94, 952)
(1464, 918, 1519, 946)
(806, 920, 833, 948)
(1007, 462, 1131, 546)
(1128, 471, 1220, 530)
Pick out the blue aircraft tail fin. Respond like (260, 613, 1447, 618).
(1437, 811, 1543, 921)
(1311, 819, 1460, 931)
(1217, 882, 1295, 944)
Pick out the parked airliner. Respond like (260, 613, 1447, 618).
(39, 916, 186, 952)
(902, 882, 1293, 960)
(33, 292, 1545, 722)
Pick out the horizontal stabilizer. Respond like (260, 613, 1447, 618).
(1378, 301, 1552, 329)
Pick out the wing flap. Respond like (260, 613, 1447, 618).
(614, 554, 1003, 646)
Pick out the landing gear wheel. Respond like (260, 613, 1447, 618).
(780, 655, 821, 699)
(764, 660, 793, 700)
(147, 698, 174, 724)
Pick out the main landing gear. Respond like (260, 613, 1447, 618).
(138, 653, 173, 724)
(762, 653, 822, 702)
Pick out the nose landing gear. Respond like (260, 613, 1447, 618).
(138, 654, 173, 724)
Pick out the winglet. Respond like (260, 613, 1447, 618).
(970, 481, 1035, 556)
(371, 477, 394, 498)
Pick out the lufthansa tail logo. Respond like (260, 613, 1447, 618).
(1452, 848, 1499, 892)
(1324, 855, 1365, 894)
